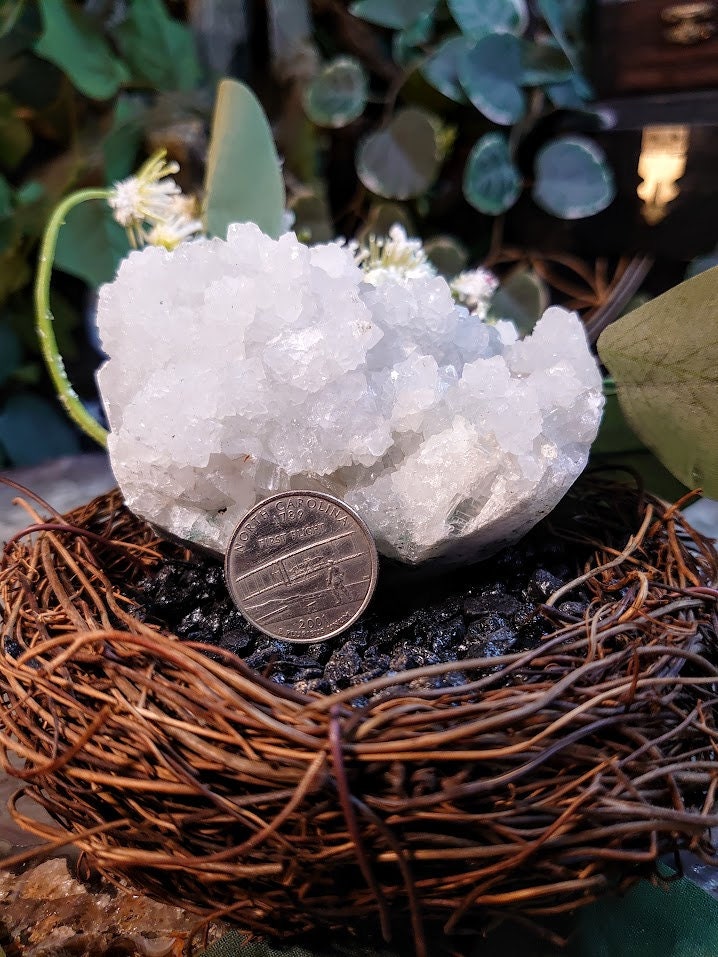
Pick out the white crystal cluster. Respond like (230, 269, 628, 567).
(96, 223, 604, 565)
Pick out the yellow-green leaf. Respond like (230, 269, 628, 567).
(597, 267, 718, 496)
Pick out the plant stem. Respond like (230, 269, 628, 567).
(34, 188, 111, 448)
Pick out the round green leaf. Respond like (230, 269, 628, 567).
(288, 190, 333, 243)
(424, 236, 468, 278)
(350, 0, 437, 29)
(204, 79, 286, 240)
(521, 39, 573, 86)
(420, 36, 468, 103)
(448, 0, 528, 38)
(356, 108, 441, 200)
(393, 14, 434, 67)
(597, 267, 718, 497)
(34, 0, 129, 100)
(0, 393, 80, 466)
(356, 202, 415, 244)
(459, 34, 525, 125)
(532, 136, 615, 219)
(303, 57, 368, 129)
(489, 268, 549, 335)
(545, 71, 593, 107)
(463, 132, 521, 214)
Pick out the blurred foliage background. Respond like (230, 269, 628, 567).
(0, 0, 714, 471)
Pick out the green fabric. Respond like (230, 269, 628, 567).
(198, 876, 718, 957)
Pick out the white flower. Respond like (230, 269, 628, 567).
(357, 225, 436, 286)
(108, 150, 181, 247)
(144, 213, 204, 251)
(450, 267, 499, 319)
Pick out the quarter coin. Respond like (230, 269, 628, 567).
(225, 491, 378, 643)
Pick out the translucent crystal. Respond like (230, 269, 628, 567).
(96, 224, 604, 565)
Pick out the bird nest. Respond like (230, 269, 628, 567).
(1, 477, 717, 956)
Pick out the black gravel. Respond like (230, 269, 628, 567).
(131, 529, 591, 701)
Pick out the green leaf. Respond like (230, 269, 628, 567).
(532, 136, 614, 219)
(356, 202, 415, 243)
(0, 319, 22, 384)
(55, 199, 129, 287)
(463, 132, 521, 214)
(0, 91, 31, 170)
(34, 0, 129, 100)
(424, 235, 468, 278)
(288, 189, 334, 243)
(459, 34, 525, 125)
(356, 108, 442, 200)
(204, 79, 286, 240)
(545, 71, 593, 107)
(302, 56, 368, 128)
(521, 39, 573, 86)
(112, 0, 201, 92)
(537, 0, 583, 70)
(350, 0, 437, 30)
(597, 266, 718, 497)
(489, 267, 548, 335)
(103, 96, 145, 184)
(0, 393, 80, 466)
(393, 13, 433, 67)
(421, 35, 469, 103)
(448, 0, 528, 39)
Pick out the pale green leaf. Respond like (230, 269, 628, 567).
(463, 132, 521, 214)
(350, 0, 437, 30)
(421, 36, 468, 103)
(302, 57, 368, 128)
(203, 79, 286, 240)
(597, 267, 718, 496)
(448, 0, 528, 38)
(112, 0, 201, 92)
(459, 34, 525, 125)
(532, 136, 614, 219)
(356, 108, 441, 200)
(34, 0, 129, 100)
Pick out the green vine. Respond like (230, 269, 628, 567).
(34, 189, 111, 448)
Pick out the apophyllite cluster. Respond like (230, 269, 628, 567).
(96, 222, 604, 566)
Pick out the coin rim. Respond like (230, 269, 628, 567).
(224, 490, 379, 644)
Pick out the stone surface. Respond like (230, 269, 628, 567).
(96, 224, 603, 565)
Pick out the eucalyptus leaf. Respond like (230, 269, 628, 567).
(0, 91, 31, 170)
(489, 268, 548, 335)
(34, 0, 129, 100)
(463, 132, 521, 214)
(113, 0, 201, 92)
(459, 34, 525, 125)
(0, 320, 22, 385)
(55, 199, 129, 287)
(349, 0, 437, 30)
(420, 36, 468, 103)
(302, 57, 368, 128)
(546, 71, 593, 107)
(204, 79, 286, 240)
(356, 108, 441, 200)
(393, 14, 433, 67)
(532, 136, 614, 219)
(597, 266, 718, 497)
(538, 0, 582, 70)
(448, 0, 528, 38)
(424, 236, 468, 277)
(0, 393, 80, 466)
(521, 39, 573, 86)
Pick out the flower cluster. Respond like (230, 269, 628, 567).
(108, 150, 203, 250)
(355, 225, 437, 286)
(450, 268, 500, 319)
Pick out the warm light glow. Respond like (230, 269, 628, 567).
(637, 125, 690, 225)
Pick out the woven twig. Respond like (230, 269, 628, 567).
(0, 478, 717, 956)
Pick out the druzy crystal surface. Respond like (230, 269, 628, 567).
(96, 223, 604, 565)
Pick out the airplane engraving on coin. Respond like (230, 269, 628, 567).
(225, 491, 378, 643)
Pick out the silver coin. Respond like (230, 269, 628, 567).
(225, 491, 378, 643)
